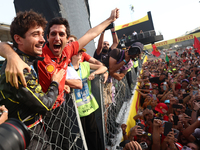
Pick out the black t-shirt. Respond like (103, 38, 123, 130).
(93, 47, 111, 62)
(102, 48, 125, 68)
(149, 77, 165, 87)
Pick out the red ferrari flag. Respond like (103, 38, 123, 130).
(194, 36, 200, 54)
(151, 44, 160, 57)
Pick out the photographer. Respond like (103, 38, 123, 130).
(0, 105, 8, 125)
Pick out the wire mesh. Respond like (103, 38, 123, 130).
(28, 93, 86, 150)
(27, 59, 143, 150)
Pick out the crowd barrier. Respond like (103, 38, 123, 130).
(125, 56, 148, 136)
(24, 56, 147, 150)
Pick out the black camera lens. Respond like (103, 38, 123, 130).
(0, 118, 30, 150)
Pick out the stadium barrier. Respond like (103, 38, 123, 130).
(23, 56, 147, 150)
(125, 56, 148, 137)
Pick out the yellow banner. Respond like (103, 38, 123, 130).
(125, 56, 148, 138)
(115, 15, 149, 31)
(144, 32, 200, 50)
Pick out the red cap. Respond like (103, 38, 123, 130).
(175, 142, 183, 150)
(155, 103, 168, 114)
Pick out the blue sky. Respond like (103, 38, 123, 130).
(1, 0, 200, 46)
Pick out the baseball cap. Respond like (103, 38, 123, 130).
(181, 79, 189, 84)
(141, 132, 152, 141)
(128, 42, 144, 55)
(155, 103, 168, 114)
(79, 48, 87, 52)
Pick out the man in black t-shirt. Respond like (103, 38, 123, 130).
(93, 27, 118, 62)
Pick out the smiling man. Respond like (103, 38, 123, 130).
(0, 10, 66, 150)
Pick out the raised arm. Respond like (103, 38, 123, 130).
(110, 27, 119, 50)
(77, 8, 119, 50)
(0, 42, 31, 88)
(95, 32, 105, 55)
(182, 117, 200, 142)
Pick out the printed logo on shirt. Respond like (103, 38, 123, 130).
(45, 64, 55, 74)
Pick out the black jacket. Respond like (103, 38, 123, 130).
(0, 49, 59, 127)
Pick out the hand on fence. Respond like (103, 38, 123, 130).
(64, 85, 70, 93)
(121, 124, 127, 135)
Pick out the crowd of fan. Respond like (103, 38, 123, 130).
(120, 49, 200, 150)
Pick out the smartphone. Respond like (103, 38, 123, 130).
(137, 123, 145, 130)
(164, 122, 173, 136)
(173, 115, 179, 125)
(105, 22, 114, 30)
(179, 99, 183, 104)
(140, 142, 148, 149)
(173, 128, 180, 139)
(163, 85, 166, 90)
(185, 109, 192, 117)
(164, 99, 170, 104)
(147, 105, 152, 110)
(153, 94, 157, 100)
(172, 104, 183, 109)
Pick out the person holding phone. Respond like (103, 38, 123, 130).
(161, 130, 182, 150)
(93, 22, 119, 62)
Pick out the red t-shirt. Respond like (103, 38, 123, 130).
(80, 52, 91, 62)
(38, 41, 79, 109)
(68, 51, 91, 63)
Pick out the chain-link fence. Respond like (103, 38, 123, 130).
(103, 69, 138, 149)
(27, 93, 87, 150)
(26, 59, 143, 150)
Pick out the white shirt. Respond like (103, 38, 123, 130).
(66, 66, 81, 80)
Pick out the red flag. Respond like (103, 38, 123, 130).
(194, 36, 200, 54)
(151, 44, 160, 57)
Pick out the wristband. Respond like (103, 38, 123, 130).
(193, 109, 198, 112)
(123, 59, 127, 64)
(112, 31, 116, 34)
(3, 110, 8, 113)
(106, 70, 109, 73)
